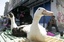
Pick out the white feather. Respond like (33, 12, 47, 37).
(22, 7, 53, 42)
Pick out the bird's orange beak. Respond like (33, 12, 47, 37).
(42, 9, 53, 16)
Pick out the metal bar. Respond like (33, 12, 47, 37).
(21, 0, 29, 5)
(26, 0, 38, 6)
(29, 0, 50, 7)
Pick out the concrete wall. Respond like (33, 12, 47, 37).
(8, 0, 21, 12)
(51, 0, 64, 25)
(4, 2, 9, 15)
(51, 0, 58, 19)
(8, 0, 13, 12)
(51, 0, 59, 26)
(51, 0, 64, 28)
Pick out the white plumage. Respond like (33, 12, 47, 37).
(7, 13, 27, 30)
(7, 13, 27, 37)
(7, 13, 18, 31)
(22, 7, 53, 42)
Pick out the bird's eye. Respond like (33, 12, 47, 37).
(9, 13, 13, 18)
(38, 8, 40, 10)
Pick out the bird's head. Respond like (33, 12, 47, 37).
(34, 7, 53, 17)
(7, 12, 15, 20)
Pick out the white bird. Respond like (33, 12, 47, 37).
(7, 13, 27, 37)
(22, 7, 53, 42)
(7, 13, 17, 31)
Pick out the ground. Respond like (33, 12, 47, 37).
(0, 26, 64, 42)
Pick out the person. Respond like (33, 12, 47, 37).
(19, 11, 33, 25)
(46, 16, 59, 32)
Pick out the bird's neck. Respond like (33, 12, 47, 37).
(30, 15, 42, 32)
(32, 15, 42, 25)
(11, 17, 17, 29)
